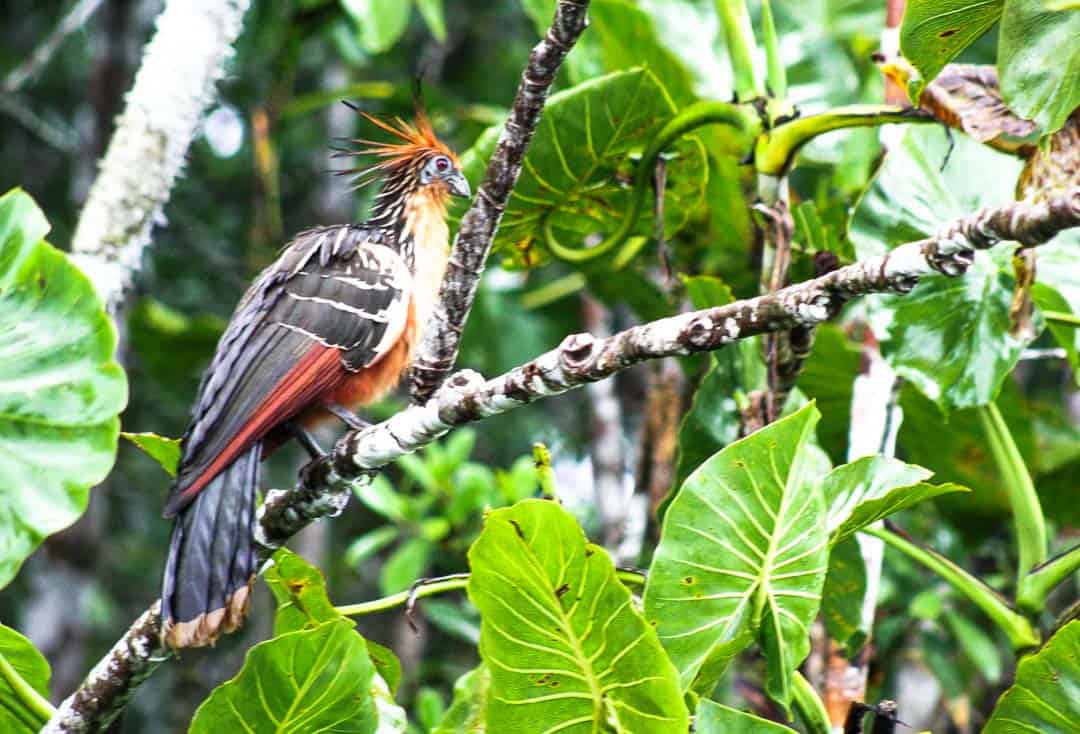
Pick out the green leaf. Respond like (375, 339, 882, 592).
(821, 537, 868, 656)
(695, 698, 797, 733)
(415, 0, 446, 42)
(346, 526, 401, 567)
(0, 623, 52, 733)
(342, 0, 412, 54)
(645, 404, 827, 712)
(998, 0, 1080, 133)
(850, 126, 1022, 260)
(794, 325, 860, 464)
(849, 127, 1030, 413)
(433, 666, 489, 734)
(353, 474, 409, 521)
(899, 0, 1004, 97)
(120, 431, 180, 476)
(468, 499, 688, 733)
(451, 69, 707, 267)
(366, 639, 402, 697)
(943, 609, 1004, 683)
(822, 455, 967, 544)
(0, 188, 127, 589)
(188, 619, 378, 733)
(984, 620, 1080, 732)
(264, 548, 343, 635)
(380, 536, 432, 595)
(416, 686, 446, 730)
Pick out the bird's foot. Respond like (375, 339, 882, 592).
(325, 403, 370, 431)
(284, 421, 325, 459)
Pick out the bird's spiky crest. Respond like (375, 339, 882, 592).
(336, 100, 457, 190)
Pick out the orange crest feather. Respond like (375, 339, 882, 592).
(348, 105, 457, 173)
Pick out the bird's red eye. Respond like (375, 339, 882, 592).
(435, 157, 450, 172)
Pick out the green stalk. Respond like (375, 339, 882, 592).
(977, 403, 1047, 580)
(544, 101, 759, 263)
(714, 0, 761, 101)
(1018, 543, 1080, 613)
(336, 575, 470, 617)
(336, 570, 646, 617)
(755, 104, 934, 176)
(760, 0, 792, 124)
(867, 525, 1039, 651)
(0, 650, 56, 725)
(791, 672, 830, 734)
(1043, 310, 1080, 327)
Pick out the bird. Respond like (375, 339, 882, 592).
(160, 103, 470, 649)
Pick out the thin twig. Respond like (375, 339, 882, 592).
(408, 0, 592, 402)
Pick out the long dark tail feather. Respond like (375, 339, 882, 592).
(161, 442, 261, 649)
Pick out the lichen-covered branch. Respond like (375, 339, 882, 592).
(408, 0, 591, 402)
(48, 186, 1079, 733)
(40, 604, 164, 734)
(69, 0, 251, 311)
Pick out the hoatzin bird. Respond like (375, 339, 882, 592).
(160, 105, 469, 648)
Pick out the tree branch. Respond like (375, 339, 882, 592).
(408, 0, 591, 402)
(69, 0, 251, 311)
(48, 152, 1079, 734)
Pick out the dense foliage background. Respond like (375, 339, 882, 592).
(1, 1, 1078, 732)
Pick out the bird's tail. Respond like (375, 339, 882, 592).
(161, 442, 261, 649)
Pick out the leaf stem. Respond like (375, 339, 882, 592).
(791, 672, 830, 734)
(976, 403, 1047, 580)
(867, 524, 1039, 651)
(1018, 543, 1080, 614)
(336, 576, 469, 617)
(0, 648, 56, 725)
(755, 105, 934, 176)
(335, 569, 646, 617)
(544, 100, 759, 263)
(1043, 309, 1080, 327)
(714, 0, 761, 101)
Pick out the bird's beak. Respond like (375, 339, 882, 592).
(447, 171, 471, 198)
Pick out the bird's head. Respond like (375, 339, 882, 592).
(340, 102, 470, 206)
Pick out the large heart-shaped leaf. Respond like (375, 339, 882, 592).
(998, 0, 1080, 133)
(849, 127, 1032, 413)
(0, 623, 52, 733)
(452, 68, 707, 267)
(645, 404, 827, 711)
(189, 619, 378, 733)
(984, 620, 1080, 732)
(0, 188, 127, 589)
(696, 699, 796, 733)
(899, 0, 1004, 98)
(822, 455, 967, 544)
(468, 499, 688, 733)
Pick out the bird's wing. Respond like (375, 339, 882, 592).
(163, 225, 411, 517)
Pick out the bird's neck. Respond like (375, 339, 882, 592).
(401, 186, 451, 334)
